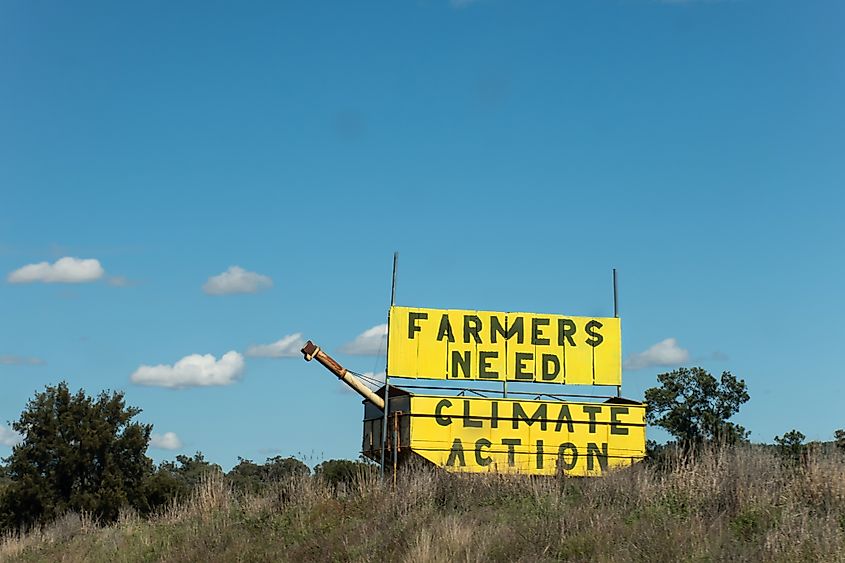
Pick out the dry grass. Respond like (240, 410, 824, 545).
(2, 446, 844, 562)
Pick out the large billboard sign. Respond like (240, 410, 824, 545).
(387, 306, 621, 386)
(407, 396, 645, 476)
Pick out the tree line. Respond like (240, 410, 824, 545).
(1, 368, 843, 533)
(0, 382, 373, 533)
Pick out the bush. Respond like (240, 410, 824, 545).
(0, 382, 152, 531)
(314, 458, 376, 487)
(227, 456, 309, 493)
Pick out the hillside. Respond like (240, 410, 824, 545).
(2, 446, 844, 562)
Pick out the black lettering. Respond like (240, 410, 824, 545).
(541, 354, 560, 381)
(558, 319, 576, 346)
(408, 312, 428, 339)
(513, 403, 548, 430)
(502, 438, 521, 466)
(451, 350, 471, 378)
(475, 438, 492, 466)
(583, 405, 602, 433)
(585, 320, 604, 347)
(554, 404, 575, 432)
(587, 442, 608, 472)
(557, 443, 578, 471)
(610, 406, 629, 435)
(491, 401, 499, 429)
(478, 351, 499, 379)
(532, 317, 551, 345)
(435, 399, 452, 426)
(446, 438, 466, 467)
(463, 315, 482, 344)
(514, 352, 533, 380)
(462, 400, 483, 428)
(437, 314, 454, 342)
(536, 439, 544, 469)
(492, 316, 524, 344)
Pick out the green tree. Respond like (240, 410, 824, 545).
(644, 367, 750, 448)
(774, 429, 805, 465)
(0, 382, 152, 530)
(158, 452, 223, 491)
(835, 429, 845, 452)
(227, 458, 264, 493)
(140, 453, 224, 515)
(227, 456, 309, 493)
(314, 458, 376, 487)
(263, 456, 310, 482)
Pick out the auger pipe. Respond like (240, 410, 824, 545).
(301, 340, 385, 410)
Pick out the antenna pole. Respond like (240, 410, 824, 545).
(613, 268, 619, 319)
(380, 252, 398, 478)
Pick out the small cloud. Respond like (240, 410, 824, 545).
(202, 266, 272, 295)
(150, 432, 183, 450)
(246, 333, 305, 358)
(107, 275, 136, 287)
(130, 351, 245, 389)
(0, 355, 46, 366)
(7, 257, 104, 284)
(0, 425, 21, 447)
(340, 324, 387, 356)
(624, 338, 690, 370)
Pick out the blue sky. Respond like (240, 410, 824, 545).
(1, 0, 842, 469)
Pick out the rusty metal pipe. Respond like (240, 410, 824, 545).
(301, 340, 385, 410)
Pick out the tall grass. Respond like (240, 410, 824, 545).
(2, 446, 844, 562)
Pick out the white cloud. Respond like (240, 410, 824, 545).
(202, 266, 272, 295)
(7, 257, 104, 284)
(624, 338, 690, 370)
(246, 333, 305, 358)
(130, 351, 245, 389)
(340, 324, 387, 355)
(107, 275, 135, 287)
(0, 425, 21, 447)
(0, 355, 46, 366)
(150, 432, 183, 450)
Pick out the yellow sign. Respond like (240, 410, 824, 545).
(387, 306, 621, 386)
(407, 396, 645, 476)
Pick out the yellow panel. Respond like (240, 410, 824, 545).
(505, 313, 537, 382)
(408, 396, 646, 477)
(529, 312, 564, 384)
(444, 310, 476, 380)
(415, 309, 449, 379)
(592, 318, 621, 386)
(560, 315, 593, 385)
(475, 310, 507, 381)
(387, 306, 419, 378)
(387, 306, 621, 386)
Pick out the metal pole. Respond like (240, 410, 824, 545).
(613, 268, 619, 319)
(392, 411, 399, 488)
(613, 268, 621, 397)
(380, 252, 398, 478)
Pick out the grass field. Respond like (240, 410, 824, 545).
(2, 446, 844, 562)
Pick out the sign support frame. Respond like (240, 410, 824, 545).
(380, 252, 398, 478)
